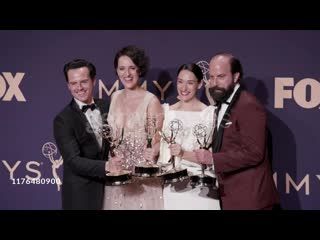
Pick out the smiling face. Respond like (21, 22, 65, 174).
(67, 67, 95, 104)
(177, 69, 202, 102)
(116, 55, 140, 90)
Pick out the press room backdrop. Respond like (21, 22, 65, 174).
(0, 30, 319, 210)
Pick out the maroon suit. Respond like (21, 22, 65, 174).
(213, 88, 279, 210)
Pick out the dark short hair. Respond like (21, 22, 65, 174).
(177, 63, 203, 83)
(211, 53, 243, 80)
(63, 59, 96, 82)
(113, 45, 149, 77)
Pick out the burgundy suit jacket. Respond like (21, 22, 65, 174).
(213, 89, 279, 210)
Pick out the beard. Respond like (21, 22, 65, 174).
(209, 83, 235, 103)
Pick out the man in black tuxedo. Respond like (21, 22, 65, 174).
(54, 59, 121, 210)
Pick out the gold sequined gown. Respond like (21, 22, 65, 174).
(103, 90, 163, 210)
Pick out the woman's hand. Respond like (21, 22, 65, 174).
(169, 143, 184, 158)
(144, 147, 158, 164)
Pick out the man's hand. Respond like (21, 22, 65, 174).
(105, 156, 123, 173)
(194, 149, 213, 165)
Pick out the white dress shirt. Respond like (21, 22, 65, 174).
(74, 98, 103, 148)
(217, 83, 240, 129)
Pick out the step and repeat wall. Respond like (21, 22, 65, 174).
(0, 30, 319, 209)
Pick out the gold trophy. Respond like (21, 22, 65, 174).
(159, 119, 188, 184)
(134, 115, 160, 177)
(191, 123, 216, 188)
(101, 123, 132, 186)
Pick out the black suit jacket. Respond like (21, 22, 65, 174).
(53, 98, 110, 210)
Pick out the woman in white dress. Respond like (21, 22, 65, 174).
(158, 63, 221, 210)
(103, 45, 164, 210)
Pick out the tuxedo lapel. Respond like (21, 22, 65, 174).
(212, 104, 221, 153)
(70, 99, 101, 150)
(95, 98, 109, 117)
(212, 87, 242, 153)
(94, 98, 109, 159)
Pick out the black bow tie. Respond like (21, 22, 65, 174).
(216, 101, 230, 108)
(82, 103, 96, 112)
